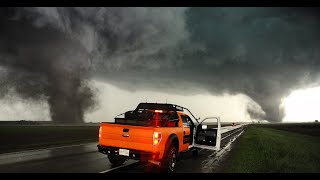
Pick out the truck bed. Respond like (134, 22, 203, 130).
(99, 123, 155, 152)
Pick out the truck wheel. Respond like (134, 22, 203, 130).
(161, 145, 177, 173)
(108, 155, 126, 166)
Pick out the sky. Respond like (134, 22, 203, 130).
(0, 7, 320, 123)
(281, 86, 320, 122)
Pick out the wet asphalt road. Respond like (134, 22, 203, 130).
(109, 149, 218, 173)
(0, 142, 215, 173)
(0, 143, 136, 173)
(0, 126, 244, 173)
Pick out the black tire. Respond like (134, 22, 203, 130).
(161, 145, 178, 173)
(192, 148, 198, 156)
(108, 155, 126, 166)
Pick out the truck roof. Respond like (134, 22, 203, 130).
(135, 103, 184, 112)
(135, 103, 200, 123)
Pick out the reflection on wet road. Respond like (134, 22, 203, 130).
(0, 143, 137, 173)
(0, 125, 244, 173)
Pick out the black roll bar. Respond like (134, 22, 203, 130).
(180, 106, 200, 124)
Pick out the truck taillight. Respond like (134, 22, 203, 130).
(153, 132, 162, 145)
(99, 127, 102, 138)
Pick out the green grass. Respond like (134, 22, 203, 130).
(256, 123, 320, 136)
(223, 127, 320, 173)
(0, 126, 99, 154)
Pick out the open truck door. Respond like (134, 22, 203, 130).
(193, 117, 221, 151)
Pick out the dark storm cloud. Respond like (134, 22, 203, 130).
(0, 8, 96, 124)
(183, 7, 320, 122)
(0, 7, 319, 123)
(96, 7, 320, 122)
(0, 7, 190, 123)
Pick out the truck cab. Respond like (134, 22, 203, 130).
(97, 103, 221, 172)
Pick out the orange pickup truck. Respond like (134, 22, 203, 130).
(97, 103, 221, 172)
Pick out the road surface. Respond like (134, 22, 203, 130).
(0, 125, 245, 173)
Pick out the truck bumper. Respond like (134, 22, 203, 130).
(97, 145, 160, 161)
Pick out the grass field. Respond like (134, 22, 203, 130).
(256, 123, 320, 136)
(222, 126, 320, 173)
(0, 125, 99, 154)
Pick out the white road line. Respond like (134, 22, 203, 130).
(0, 143, 96, 156)
(99, 161, 137, 173)
(220, 125, 244, 134)
(221, 128, 243, 140)
(0, 142, 99, 166)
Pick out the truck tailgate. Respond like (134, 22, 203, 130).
(99, 123, 154, 152)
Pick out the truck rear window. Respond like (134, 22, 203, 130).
(114, 110, 178, 127)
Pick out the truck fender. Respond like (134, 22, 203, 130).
(164, 134, 179, 156)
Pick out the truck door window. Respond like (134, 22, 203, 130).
(186, 116, 194, 127)
(167, 112, 178, 127)
(169, 112, 178, 120)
